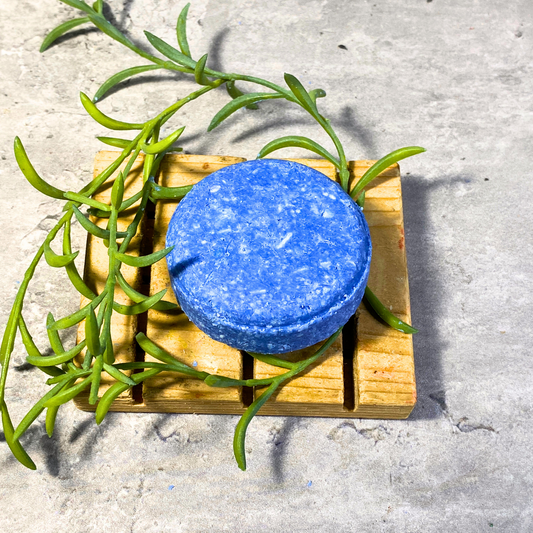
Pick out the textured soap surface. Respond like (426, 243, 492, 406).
(166, 159, 371, 353)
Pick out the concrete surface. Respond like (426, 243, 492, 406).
(1, 0, 532, 531)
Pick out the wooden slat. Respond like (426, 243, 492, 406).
(74, 152, 146, 409)
(143, 155, 247, 413)
(350, 161, 416, 418)
(75, 151, 416, 419)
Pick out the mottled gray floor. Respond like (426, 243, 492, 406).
(1, 0, 532, 531)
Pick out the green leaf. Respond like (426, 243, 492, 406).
(204, 375, 244, 388)
(284, 73, 318, 117)
(14, 137, 66, 200)
(141, 126, 185, 155)
(226, 80, 258, 109)
(150, 184, 192, 200)
(43, 375, 93, 408)
(40, 17, 90, 53)
(257, 135, 340, 169)
(87, 13, 135, 50)
(233, 381, 280, 470)
(13, 380, 71, 440)
(116, 270, 179, 311)
(144, 31, 196, 69)
(103, 363, 136, 386)
(80, 92, 144, 130)
(96, 136, 132, 149)
(111, 171, 124, 209)
(64, 191, 111, 211)
(88, 355, 103, 404)
(57, 0, 94, 15)
(95, 368, 161, 424)
(72, 204, 127, 240)
(194, 54, 213, 86)
(93, 65, 163, 102)
(47, 290, 106, 331)
(44, 241, 79, 268)
(85, 304, 102, 356)
(208, 92, 284, 131)
(135, 332, 207, 378)
(350, 146, 426, 199)
(176, 3, 192, 57)
(309, 88, 326, 104)
(112, 289, 167, 315)
(364, 286, 418, 334)
(46, 313, 65, 355)
(26, 340, 86, 367)
(1, 400, 36, 470)
(115, 246, 173, 268)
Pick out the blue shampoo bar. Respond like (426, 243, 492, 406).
(166, 159, 371, 354)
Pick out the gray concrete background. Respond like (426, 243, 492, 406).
(1, 0, 532, 531)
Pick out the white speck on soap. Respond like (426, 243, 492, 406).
(322, 209, 334, 218)
(210, 185, 221, 193)
(276, 232, 293, 249)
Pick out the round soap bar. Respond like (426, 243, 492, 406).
(166, 159, 371, 354)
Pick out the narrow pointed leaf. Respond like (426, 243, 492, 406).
(93, 65, 163, 102)
(350, 146, 426, 199)
(87, 13, 135, 50)
(150, 184, 192, 200)
(284, 73, 318, 116)
(234, 381, 280, 471)
(95, 368, 160, 424)
(309, 88, 326, 104)
(26, 340, 85, 367)
(43, 375, 93, 408)
(63, 191, 111, 211)
(176, 3, 192, 57)
(141, 126, 185, 155)
(112, 289, 167, 315)
(80, 92, 144, 130)
(115, 246, 173, 268)
(13, 381, 70, 440)
(46, 313, 65, 355)
(1, 401, 36, 470)
(96, 136, 132, 149)
(44, 240, 79, 268)
(85, 304, 102, 356)
(144, 31, 196, 69)
(111, 171, 124, 208)
(40, 17, 90, 53)
(116, 270, 179, 311)
(194, 54, 213, 86)
(257, 135, 340, 169)
(48, 290, 106, 331)
(226, 80, 258, 109)
(63, 218, 97, 299)
(135, 332, 208, 378)
(14, 137, 66, 199)
(364, 286, 418, 334)
(72, 204, 127, 239)
(208, 92, 284, 131)
(57, 0, 94, 15)
(88, 355, 103, 404)
(103, 363, 136, 386)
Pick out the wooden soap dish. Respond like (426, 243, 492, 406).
(74, 152, 416, 419)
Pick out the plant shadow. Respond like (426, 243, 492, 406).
(402, 174, 471, 420)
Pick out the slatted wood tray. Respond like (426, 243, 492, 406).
(74, 151, 416, 419)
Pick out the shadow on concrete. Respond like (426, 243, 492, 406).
(270, 417, 299, 483)
(402, 174, 471, 420)
(336, 105, 379, 160)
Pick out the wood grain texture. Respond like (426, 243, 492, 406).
(75, 151, 416, 419)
